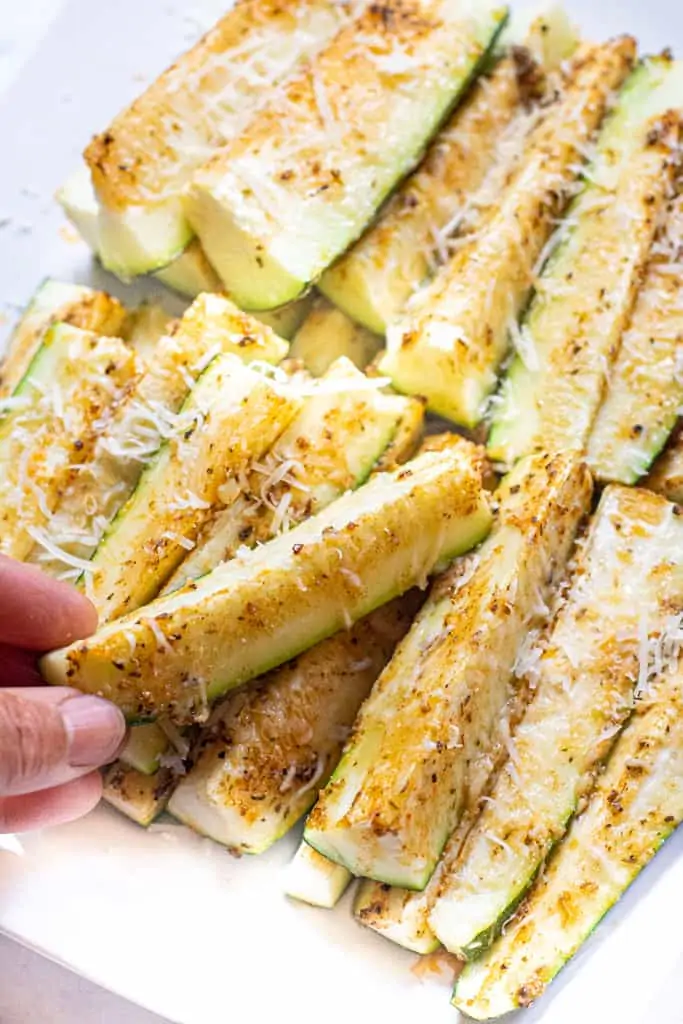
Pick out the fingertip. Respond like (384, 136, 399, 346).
(0, 772, 103, 833)
(0, 556, 98, 649)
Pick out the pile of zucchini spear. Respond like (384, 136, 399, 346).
(3, 0, 683, 1016)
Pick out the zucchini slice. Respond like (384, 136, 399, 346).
(164, 358, 411, 591)
(284, 841, 354, 909)
(488, 57, 683, 465)
(379, 37, 635, 427)
(454, 665, 683, 1019)
(0, 324, 139, 561)
(587, 187, 683, 483)
(0, 279, 127, 398)
(84, 354, 301, 622)
(122, 303, 173, 365)
(103, 761, 177, 828)
(305, 451, 591, 889)
(118, 722, 171, 776)
(428, 484, 683, 959)
(644, 425, 683, 503)
(167, 594, 422, 853)
(185, 0, 509, 309)
(289, 297, 382, 377)
(85, 0, 346, 277)
(40, 445, 492, 724)
(317, 50, 533, 334)
(253, 295, 315, 343)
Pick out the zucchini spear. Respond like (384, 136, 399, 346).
(428, 485, 683, 959)
(289, 297, 382, 377)
(645, 425, 683, 503)
(488, 57, 683, 464)
(284, 841, 354, 909)
(454, 658, 683, 1019)
(103, 762, 177, 829)
(379, 37, 635, 427)
(40, 445, 492, 724)
(185, 0, 509, 309)
(305, 451, 591, 889)
(85, 0, 347, 277)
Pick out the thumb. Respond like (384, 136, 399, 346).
(0, 688, 126, 797)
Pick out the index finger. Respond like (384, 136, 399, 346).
(0, 556, 98, 650)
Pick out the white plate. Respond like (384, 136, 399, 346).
(1, 3, 683, 1021)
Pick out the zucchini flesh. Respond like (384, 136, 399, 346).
(252, 295, 315, 343)
(289, 297, 382, 377)
(85, 0, 346, 276)
(454, 666, 683, 1019)
(185, 0, 509, 309)
(284, 841, 354, 909)
(0, 279, 127, 398)
(318, 51, 531, 334)
(428, 485, 683, 958)
(122, 303, 173, 365)
(645, 425, 683, 503)
(84, 354, 301, 622)
(379, 38, 635, 427)
(0, 324, 139, 561)
(118, 722, 170, 776)
(164, 358, 410, 591)
(103, 761, 176, 827)
(495, 2, 579, 72)
(305, 451, 591, 889)
(167, 594, 422, 853)
(40, 446, 492, 724)
(488, 57, 683, 465)
(587, 189, 683, 483)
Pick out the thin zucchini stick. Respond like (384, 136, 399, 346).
(289, 297, 382, 377)
(305, 451, 591, 889)
(284, 841, 355, 909)
(379, 37, 635, 427)
(454, 656, 683, 1019)
(168, 593, 422, 853)
(489, 60, 683, 465)
(644, 425, 683, 503)
(428, 485, 683, 959)
(0, 280, 127, 398)
(185, 0, 508, 309)
(40, 445, 492, 724)
(0, 324, 140, 561)
(103, 762, 177, 828)
(85, 0, 347, 277)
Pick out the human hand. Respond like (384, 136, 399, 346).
(0, 556, 126, 832)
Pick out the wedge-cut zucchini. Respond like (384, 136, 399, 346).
(122, 303, 172, 365)
(372, 398, 426, 473)
(118, 722, 170, 776)
(164, 359, 410, 591)
(587, 190, 683, 483)
(185, 0, 509, 309)
(253, 295, 315, 342)
(305, 452, 591, 888)
(318, 50, 535, 334)
(85, 0, 346, 277)
(57, 165, 223, 297)
(380, 38, 636, 427)
(103, 761, 176, 827)
(644, 425, 683, 503)
(488, 58, 683, 464)
(168, 594, 421, 852)
(428, 484, 683, 958)
(0, 324, 139, 561)
(84, 354, 301, 622)
(41, 445, 492, 724)
(0, 279, 127, 398)
(496, 2, 579, 72)
(284, 841, 354, 909)
(454, 664, 683, 1019)
(289, 297, 382, 376)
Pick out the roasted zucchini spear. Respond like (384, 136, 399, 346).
(305, 451, 591, 889)
(488, 57, 683, 464)
(379, 37, 635, 427)
(428, 485, 683, 959)
(284, 841, 355, 909)
(41, 445, 492, 723)
(454, 660, 683, 1019)
(103, 762, 177, 828)
(645, 426, 683, 503)
(289, 297, 382, 377)
(85, 0, 347, 277)
(185, 0, 509, 309)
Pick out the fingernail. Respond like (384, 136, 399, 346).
(60, 695, 127, 768)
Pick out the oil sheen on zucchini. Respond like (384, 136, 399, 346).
(304, 451, 591, 889)
(454, 661, 683, 1019)
(167, 594, 422, 853)
(40, 445, 492, 724)
(185, 0, 509, 309)
(85, 0, 346, 277)
(488, 57, 683, 464)
(379, 37, 635, 427)
(428, 485, 683, 959)
(289, 297, 382, 377)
